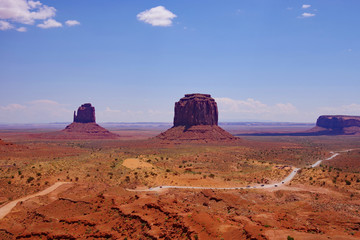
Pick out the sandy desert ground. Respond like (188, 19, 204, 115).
(0, 124, 359, 240)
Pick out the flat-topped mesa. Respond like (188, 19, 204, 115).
(316, 115, 360, 129)
(156, 93, 239, 143)
(174, 93, 218, 127)
(73, 103, 96, 123)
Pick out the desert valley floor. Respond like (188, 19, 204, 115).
(0, 123, 360, 240)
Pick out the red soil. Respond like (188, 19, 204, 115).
(156, 125, 239, 143)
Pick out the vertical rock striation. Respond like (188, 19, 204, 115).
(157, 93, 238, 143)
(73, 103, 96, 123)
(174, 94, 218, 127)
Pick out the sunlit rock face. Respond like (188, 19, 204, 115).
(73, 103, 96, 123)
(174, 94, 218, 127)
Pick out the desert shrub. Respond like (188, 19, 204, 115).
(287, 236, 294, 240)
(209, 174, 215, 178)
(18, 170, 22, 175)
(166, 169, 171, 172)
(26, 177, 34, 183)
(345, 180, 351, 185)
(36, 173, 41, 176)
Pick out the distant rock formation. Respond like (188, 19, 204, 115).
(174, 94, 218, 127)
(313, 115, 360, 135)
(73, 103, 96, 123)
(34, 103, 118, 139)
(316, 115, 360, 129)
(236, 115, 360, 137)
(157, 94, 239, 143)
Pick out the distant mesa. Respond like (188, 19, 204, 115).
(311, 115, 360, 135)
(157, 93, 239, 142)
(236, 115, 360, 136)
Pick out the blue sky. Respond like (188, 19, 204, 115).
(1, 0, 359, 123)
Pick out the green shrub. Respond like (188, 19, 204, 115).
(26, 177, 34, 183)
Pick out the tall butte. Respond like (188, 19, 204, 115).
(157, 93, 238, 142)
(62, 103, 118, 139)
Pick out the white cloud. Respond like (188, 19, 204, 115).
(0, 20, 14, 30)
(65, 20, 80, 27)
(319, 103, 360, 116)
(0, 103, 26, 111)
(301, 12, 316, 18)
(0, 100, 72, 123)
(215, 97, 300, 121)
(0, 0, 56, 25)
(16, 26, 27, 32)
(137, 6, 176, 27)
(37, 18, 62, 29)
(302, 4, 311, 9)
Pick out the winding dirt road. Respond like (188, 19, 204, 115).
(0, 149, 353, 219)
(0, 182, 71, 220)
(128, 149, 353, 192)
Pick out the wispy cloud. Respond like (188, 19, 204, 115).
(0, 103, 26, 111)
(37, 18, 62, 29)
(65, 20, 80, 27)
(0, 20, 14, 30)
(16, 26, 27, 32)
(302, 4, 311, 9)
(0, 100, 72, 123)
(137, 6, 177, 27)
(318, 103, 360, 116)
(215, 97, 301, 121)
(301, 12, 316, 18)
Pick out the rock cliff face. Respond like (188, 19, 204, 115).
(157, 94, 238, 143)
(316, 115, 360, 129)
(174, 94, 218, 127)
(73, 103, 96, 123)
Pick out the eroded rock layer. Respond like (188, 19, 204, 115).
(74, 103, 96, 123)
(174, 94, 218, 127)
(316, 115, 360, 129)
(157, 94, 238, 143)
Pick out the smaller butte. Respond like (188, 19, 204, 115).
(157, 93, 239, 143)
(35, 103, 118, 139)
(62, 103, 118, 139)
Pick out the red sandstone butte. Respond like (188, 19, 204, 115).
(73, 103, 96, 123)
(157, 93, 238, 143)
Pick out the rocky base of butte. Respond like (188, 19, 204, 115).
(157, 94, 238, 143)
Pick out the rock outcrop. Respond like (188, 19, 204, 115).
(316, 115, 360, 129)
(174, 94, 218, 127)
(157, 94, 238, 143)
(35, 103, 118, 139)
(312, 115, 360, 135)
(73, 103, 96, 123)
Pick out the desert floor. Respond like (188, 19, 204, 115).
(0, 124, 359, 240)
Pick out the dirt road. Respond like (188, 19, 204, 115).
(0, 182, 71, 220)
